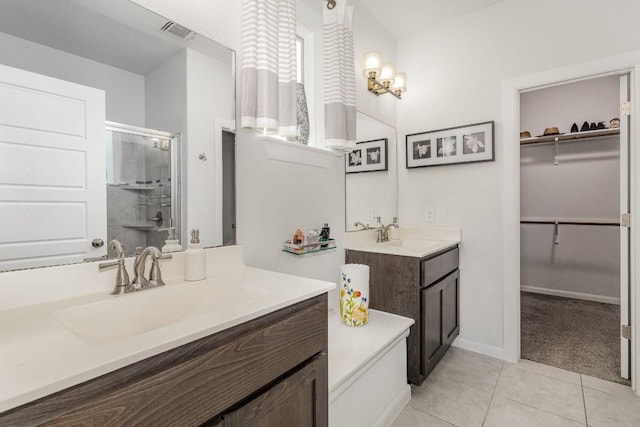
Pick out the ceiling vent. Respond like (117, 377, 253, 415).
(160, 21, 196, 42)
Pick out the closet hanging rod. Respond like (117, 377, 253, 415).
(520, 218, 620, 226)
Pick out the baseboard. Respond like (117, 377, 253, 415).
(452, 337, 506, 361)
(374, 384, 411, 427)
(521, 286, 620, 305)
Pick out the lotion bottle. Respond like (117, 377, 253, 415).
(184, 229, 206, 281)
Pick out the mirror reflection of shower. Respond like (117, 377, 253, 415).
(105, 122, 181, 256)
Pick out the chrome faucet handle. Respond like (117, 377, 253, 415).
(374, 216, 382, 225)
(148, 253, 172, 288)
(99, 258, 132, 295)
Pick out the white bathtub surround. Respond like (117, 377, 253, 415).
(329, 308, 414, 427)
(343, 225, 461, 258)
(0, 245, 334, 412)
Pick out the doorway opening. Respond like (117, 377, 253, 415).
(518, 74, 631, 385)
(222, 130, 236, 245)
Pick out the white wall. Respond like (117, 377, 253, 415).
(236, 133, 345, 303)
(0, 31, 145, 126)
(145, 50, 187, 136)
(185, 48, 235, 247)
(397, 0, 640, 352)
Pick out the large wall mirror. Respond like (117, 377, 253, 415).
(345, 112, 398, 231)
(0, 0, 236, 271)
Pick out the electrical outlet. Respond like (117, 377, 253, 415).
(424, 206, 435, 223)
(367, 208, 375, 221)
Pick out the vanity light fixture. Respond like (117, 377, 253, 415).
(363, 51, 407, 99)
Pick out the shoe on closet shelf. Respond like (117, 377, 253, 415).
(589, 122, 597, 130)
(597, 121, 606, 129)
(570, 123, 579, 133)
(580, 121, 590, 132)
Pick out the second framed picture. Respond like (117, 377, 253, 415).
(406, 121, 494, 168)
(346, 138, 388, 173)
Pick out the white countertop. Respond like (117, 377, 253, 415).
(343, 226, 461, 258)
(0, 245, 335, 413)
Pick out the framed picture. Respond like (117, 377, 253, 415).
(346, 138, 388, 173)
(406, 121, 494, 168)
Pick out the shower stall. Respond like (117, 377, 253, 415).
(105, 122, 181, 256)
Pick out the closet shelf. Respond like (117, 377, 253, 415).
(520, 218, 620, 226)
(520, 128, 620, 146)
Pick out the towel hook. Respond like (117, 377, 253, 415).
(327, 0, 336, 9)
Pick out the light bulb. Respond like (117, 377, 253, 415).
(391, 72, 407, 93)
(363, 51, 382, 79)
(380, 63, 395, 86)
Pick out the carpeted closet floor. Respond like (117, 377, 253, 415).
(520, 291, 630, 385)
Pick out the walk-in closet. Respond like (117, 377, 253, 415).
(519, 74, 630, 385)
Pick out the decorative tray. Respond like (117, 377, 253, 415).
(283, 238, 336, 255)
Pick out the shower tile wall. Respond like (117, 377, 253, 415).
(106, 136, 172, 256)
(145, 144, 171, 250)
(106, 184, 146, 256)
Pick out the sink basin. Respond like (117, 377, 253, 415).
(54, 281, 269, 346)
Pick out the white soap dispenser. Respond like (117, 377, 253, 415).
(160, 226, 182, 253)
(184, 229, 206, 281)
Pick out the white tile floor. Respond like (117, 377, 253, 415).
(392, 347, 640, 427)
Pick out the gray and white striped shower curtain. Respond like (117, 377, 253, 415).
(323, 0, 356, 151)
(240, 0, 297, 136)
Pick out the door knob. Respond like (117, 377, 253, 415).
(92, 238, 105, 248)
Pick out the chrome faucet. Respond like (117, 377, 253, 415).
(376, 217, 399, 243)
(99, 240, 133, 295)
(353, 221, 370, 230)
(373, 216, 388, 242)
(131, 246, 172, 290)
(376, 227, 388, 243)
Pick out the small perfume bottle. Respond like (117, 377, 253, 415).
(320, 223, 330, 247)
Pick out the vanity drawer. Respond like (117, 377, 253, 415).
(421, 247, 459, 287)
(1, 295, 328, 427)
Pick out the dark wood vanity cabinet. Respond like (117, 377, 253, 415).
(0, 295, 328, 427)
(218, 356, 326, 426)
(346, 246, 459, 385)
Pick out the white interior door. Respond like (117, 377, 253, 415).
(0, 63, 106, 270)
(620, 73, 631, 380)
